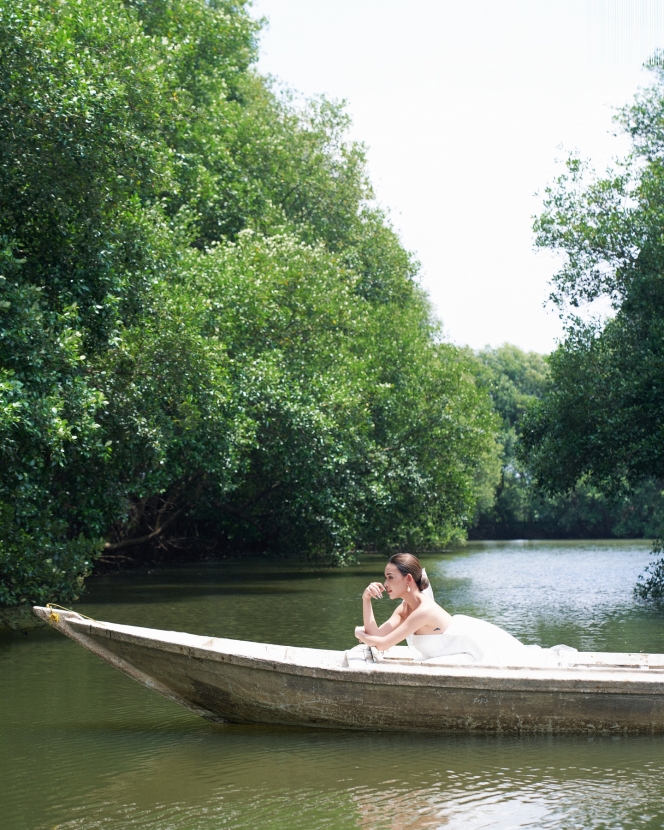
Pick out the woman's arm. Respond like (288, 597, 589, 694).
(356, 607, 427, 651)
(360, 604, 404, 638)
(362, 582, 390, 635)
(361, 584, 406, 636)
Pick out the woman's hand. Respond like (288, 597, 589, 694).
(363, 582, 385, 601)
(355, 627, 383, 648)
(355, 627, 377, 647)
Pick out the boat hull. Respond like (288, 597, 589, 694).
(33, 607, 664, 734)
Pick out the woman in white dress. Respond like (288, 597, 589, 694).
(355, 553, 541, 664)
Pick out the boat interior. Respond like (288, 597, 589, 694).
(33, 608, 664, 675)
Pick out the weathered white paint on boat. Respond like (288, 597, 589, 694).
(33, 606, 664, 733)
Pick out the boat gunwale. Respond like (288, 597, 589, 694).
(35, 608, 664, 696)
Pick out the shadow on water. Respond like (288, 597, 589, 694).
(81, 556, 391, 605)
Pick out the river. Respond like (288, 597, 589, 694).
(2, 540, 664, 829)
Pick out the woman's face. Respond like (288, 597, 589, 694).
(383, 564, 408, 599)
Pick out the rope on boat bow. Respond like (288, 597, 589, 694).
(45, 603, 98, 624)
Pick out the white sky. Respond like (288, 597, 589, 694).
(250, 0, 664, 353)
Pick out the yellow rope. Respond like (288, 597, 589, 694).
(46, 603, 98, 623)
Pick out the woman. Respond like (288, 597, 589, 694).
(355, 553, 544, 664)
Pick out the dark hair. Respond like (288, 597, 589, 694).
(387, 553, 430, 591)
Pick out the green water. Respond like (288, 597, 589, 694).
(3, 540, 664, 829)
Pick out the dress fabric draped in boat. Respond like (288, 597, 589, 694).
(412, 614, 529, 661)
(410, 614, 576, 666)
(402, 571, 576, 666)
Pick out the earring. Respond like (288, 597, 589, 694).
(407, 585, 410, 592)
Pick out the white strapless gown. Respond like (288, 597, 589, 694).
(367, 572, 576, 666)
(409, 614, 577, 667)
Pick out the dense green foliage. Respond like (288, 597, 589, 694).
(0, 0, 500, 606)
(471, 345, 664, 541)
(521, 60, 664, 594)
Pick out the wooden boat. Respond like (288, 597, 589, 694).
(33, 605, 664, 734)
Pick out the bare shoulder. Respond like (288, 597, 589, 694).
(413, 597, 453, 633)
(394, 601, 409, 621)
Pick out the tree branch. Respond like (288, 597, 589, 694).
(104, 507, 185, 551)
